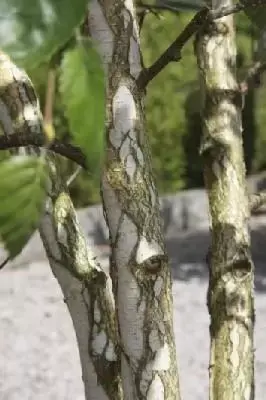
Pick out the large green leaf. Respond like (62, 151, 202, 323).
(0, 156, 49, 258)
(59, 41, 105, 175)
(240, 0, 266, 29)
(0, 0, 88, 68)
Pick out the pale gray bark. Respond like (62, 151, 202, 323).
(194, 1, 255, 399)
(88, 1, 181, 399)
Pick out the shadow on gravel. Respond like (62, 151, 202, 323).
(167, 224, 266, 292)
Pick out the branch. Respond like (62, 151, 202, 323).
(250, 192, 266, 214)
(0, 256, 10, 271)
(137, 8, 209, 89)
(137, 1, 164, 31)
(137, 2, 181, 13)
(0, 133, 87, 169)
(240, 61, 266, 94)
(137, 1, 265, 89)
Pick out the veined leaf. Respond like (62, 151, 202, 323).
(59, 41, 105, 175)
(0, 155, 49, 258)
(0, 0, 88, 68)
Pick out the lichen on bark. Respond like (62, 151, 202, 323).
(194, 1, 255, 399)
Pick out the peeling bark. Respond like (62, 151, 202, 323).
(88, 1, 180, 399)
(194, 1, 255, 399)
(0, 52, 122, 400)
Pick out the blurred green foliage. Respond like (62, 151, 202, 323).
(14, 10, 266, 208)
(28, 64, 102, 208)
(141, 10, 266, 193)
(141, 11, 197, 194)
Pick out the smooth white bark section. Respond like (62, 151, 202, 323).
(229, 326, 240, 367)
(129, 37, 142, 79)
(112, 85, 137, 139)
(118, 266, 145, 360)
(136, 236, 164, 264)
(125, 153, 136, 179)
(0, 53, 25, 83)
(18, 103, 39, 127)
(115, 214, 138, 267)
(101, 178, 122, 240)
(92, 331, 107, 355)
(88, 0, 114, 71)
(153, 343, 170, 370)
(147, 375, 164, 400)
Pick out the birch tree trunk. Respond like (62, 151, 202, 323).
(38, 156, 123, 400)
(0, 52, 122, 400)
(194, 1, 255, 399)
(88, 1, 181, 399)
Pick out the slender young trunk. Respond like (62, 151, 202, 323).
(38, 155, 123, 400)
(194, 1, 255, 399)
(0, 52, 122, 400)
(88, 1, 181, 399)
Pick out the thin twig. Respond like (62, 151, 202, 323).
(137, 2, 181, 13)
(137, 7, 209, 89)
(67, 166, 83, 187)
(0, 133, 87, 169)
(44, 68, 56, 127)
(0, 256, 10, 270)
(137, 1, 164, 30)
(137, 1, 265, 89)
(240, 61, 266, 94)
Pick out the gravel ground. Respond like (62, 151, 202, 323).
(1, 235, 266, 399)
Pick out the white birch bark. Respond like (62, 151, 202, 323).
(0, 52, 122, 400)
(88, 1, 181, 399)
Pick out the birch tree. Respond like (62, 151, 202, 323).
(0, 1, 266, 400)
(88, 2, 180, 398)
(194, 1, 255, 398)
